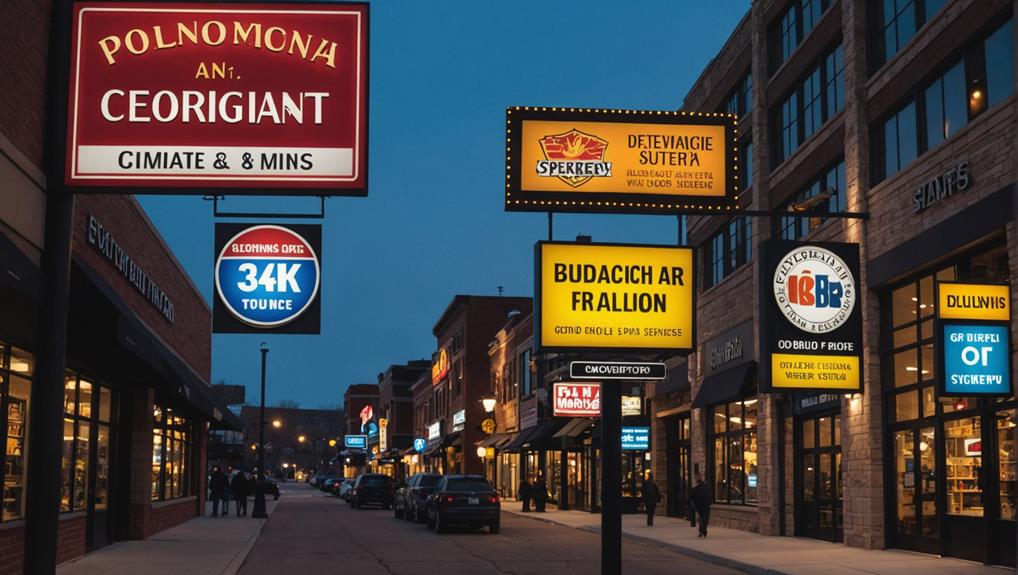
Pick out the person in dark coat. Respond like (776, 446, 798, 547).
(208, 466, 229, 517)
(231, 471, 250, 517)
(690, 475, 712, 537)
(533, 474, 548, 512)
(518, 479, 532, 512)
(640, 473, 662, 526)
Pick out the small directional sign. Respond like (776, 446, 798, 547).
(569, 361, 667, 380)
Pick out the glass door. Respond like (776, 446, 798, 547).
(668, 415, 692, 518)
(796, 413, 843, 542)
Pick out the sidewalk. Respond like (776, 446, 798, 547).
(503, 507, 1011, 575)
(57, 497, 281, 575)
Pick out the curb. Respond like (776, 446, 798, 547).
(504, 510, 783, 575)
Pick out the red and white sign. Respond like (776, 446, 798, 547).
(66, 2, 368, 193)
(553, 382, 601, 417)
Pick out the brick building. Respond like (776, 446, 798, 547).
(238, 406, 343, 477)
(0, 3, 241, 572)
(418, 296, 532, 476)
(647, 0, 1017, 567)
(374, 360, 429, 478)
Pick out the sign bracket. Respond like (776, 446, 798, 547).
(208, 196, 327, 220)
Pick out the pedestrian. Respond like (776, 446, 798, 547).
(640, 472, 661, 526)
(231, 470, 250, 517)
(533, 474, 548, 512)
(208, 466, 229, 517)
(518, 479, 532, 512)
(221, 470, 233, 516)
(690, 475, 712, 538)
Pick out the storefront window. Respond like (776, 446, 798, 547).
(709, 397, 757, 505)
(60, 371, 113, 513)
(946, 417, 983, 516)
(999, 410, 1016, 520)
(152, 405, 193, 501)
(1, 346, 33, 522)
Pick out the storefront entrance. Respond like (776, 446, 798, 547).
(666, 414, 692, 518)
(795, 412, 842, 542)
(883, 244, 1016, 566)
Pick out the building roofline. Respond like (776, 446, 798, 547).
(431, 295, 532, 337)
(680, 9, 752, 110)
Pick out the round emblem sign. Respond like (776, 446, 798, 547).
(215, 225, 320, 327)
(773, 246, 855, 334)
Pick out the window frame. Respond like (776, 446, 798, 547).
(771, 41, 846, 167)
(702, 216, 753, 290)
(707, 396, 759, 506)
(769, 0, 832, 74)
(151, 404, 195, 502)
(778, 158, 847, 240)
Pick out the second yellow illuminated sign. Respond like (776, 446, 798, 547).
(536, 242, 694, 352)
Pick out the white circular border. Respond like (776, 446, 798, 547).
(773, 245, 855, 334)
(214, 224, 321, 328)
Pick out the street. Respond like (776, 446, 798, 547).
(238, 483, 739, 575)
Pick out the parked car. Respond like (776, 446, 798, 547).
(336, 477, 356, 500)
(394, 473, 442, 523)
(320, 477, 344, 493)
(426, 475, 500, 534)
(258, 478, 280, 500)
(350, 473, 394, 509)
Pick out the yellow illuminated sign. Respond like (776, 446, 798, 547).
(770, 353, 860, 390)
(537, 242, 694, 351)
(520, 120, 726, 196)
(937, 282, 1010, 321)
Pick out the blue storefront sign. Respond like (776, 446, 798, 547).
(213, 224, 322, 333)
(621, 426, 649, 450)
(344, 435, 367, 449)
(413, 438, 427, 452)
(941, 323, 1012, 396)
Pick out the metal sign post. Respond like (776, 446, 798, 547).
(600, 379, 622, 575)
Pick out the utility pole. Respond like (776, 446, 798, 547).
(252, 343, 269, 519)
(601, 380, 622, 575)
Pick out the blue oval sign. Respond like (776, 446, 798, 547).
(215, 225, 320, 327)
(413, 438, 427, 452)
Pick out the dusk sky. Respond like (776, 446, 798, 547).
(137, 1, 750, 409)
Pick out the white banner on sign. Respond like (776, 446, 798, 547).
(75, 146, 354, 179)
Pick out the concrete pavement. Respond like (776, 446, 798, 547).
(56, 489, 284, 575)
(502, 506, 1011, 575)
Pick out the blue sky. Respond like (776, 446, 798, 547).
(138, 0, 749, 409)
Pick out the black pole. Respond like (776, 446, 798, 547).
(601, 381, 622, 575)
(252, 344, 269, 518)
(25, 0, 74, 572)
(547, 212, 553, 241)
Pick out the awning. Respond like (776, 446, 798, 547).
(476, 432, 510, 448)
(500, 428, 534, 452)
(554, 418, 595, 439)
(691, 362, 756, 409)
(439, 431, 462, 450)
(522, 419, 567, 450)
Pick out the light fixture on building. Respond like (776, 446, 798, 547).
(282, 462, 289, 468)
(328, 439, 337, 447)
(476, 446, 487, 458)
(411, 455, 419, 465)
(298, 435, 306, 443)
(480, 395, 497, 413)
(272, 420, 282, 428)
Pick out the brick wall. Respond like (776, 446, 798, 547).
(56, 515, 86, 566)
(150, 499, 198, 537)
(0, 0, 50, 169)
(0, 525, 24, 575)
(72, 195, 212, 380)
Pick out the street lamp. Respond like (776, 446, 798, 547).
(252, 343, 269, 519)
(480, 395, 497, 414)
(272, 419, 282, 429)
(298, 435, 306, 443)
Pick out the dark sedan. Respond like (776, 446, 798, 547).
(350, 473, 393, 509)
(394, 473, 442, 523)
(426, 475, 500, 534)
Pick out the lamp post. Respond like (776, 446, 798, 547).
(479, 395, 497, 482)
(252, 343, 269, 519)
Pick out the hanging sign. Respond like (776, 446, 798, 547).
(552, 382, 601, 417)
(481, 418, 496, 434)
(413, 438, 427, 452)
(379, 418, 388, 451)
(65, 1, 368, 194)
(535, 241, 694, 353)
(452, 409, 466, 433)
(344, 435, 366, 449)
(621, 426, 649, 450)
(432, 347, 449, 384)
(936, 282, 1012, 397)
(569, 361, 667, 380)
(505, 107, 738, 214)
(759, 240, 863, 393)
(213, 223, 321, 333)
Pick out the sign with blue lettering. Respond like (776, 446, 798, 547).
(940, 323, 1012, 397)
(213, 223, 322, 333)
(621, 426, 649, 450)
(413, 438, 427, 452)
(344, 435, 367, 449)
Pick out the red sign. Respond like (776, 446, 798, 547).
(65, 2, 368, 193)
(552, 382, 601, 417)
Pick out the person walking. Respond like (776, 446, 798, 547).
(231, 470, 250, 517)
(221, 469, 234, 516)
(209, 466, 229, 517)
(519, 479, 532, 512)
(690, 475, 712, 538)
(640, 473, 661, 526)
(533, 474, 548, 513)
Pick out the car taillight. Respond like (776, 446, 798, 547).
(444, 495, 456, 504)
(489, 495, 499, 504)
